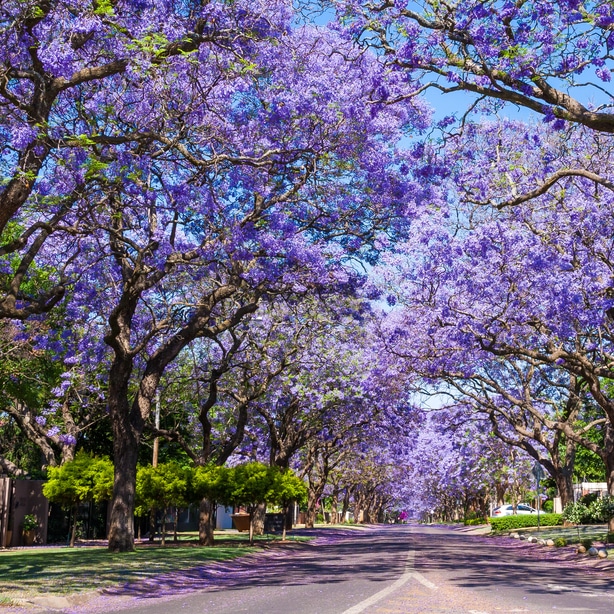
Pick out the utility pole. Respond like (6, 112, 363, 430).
(152, 392, 160, 468)
(532, 462, 545, 531)
(149, 392, 161, 542)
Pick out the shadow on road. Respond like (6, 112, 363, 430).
(101, 527, 408, 602)
(409, 524, 614, 599)
(100, 523, 614, 608)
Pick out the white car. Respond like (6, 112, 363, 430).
(492, 503, 538, 516)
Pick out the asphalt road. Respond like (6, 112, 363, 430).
(69, 524, 614, 614)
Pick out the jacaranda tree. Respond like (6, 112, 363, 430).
(2, 1, 429, 551)
(334, 0, 614, 132)
(374, 120, 614, 522)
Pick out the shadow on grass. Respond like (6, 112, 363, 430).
(0, 529, 318, 600)
(0, 543, 247, 596)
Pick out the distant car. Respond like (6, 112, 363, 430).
(492, 503, 538, 516)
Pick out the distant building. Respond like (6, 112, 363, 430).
(574, 482, 608, 501)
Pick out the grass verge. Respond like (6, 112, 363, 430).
(0, 544, 242, 600)
(514, 524, 610, 544)
(0, 532, 311, 605)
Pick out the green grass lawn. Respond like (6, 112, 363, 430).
(0, 531, 311, 606)
(515, 524, 611, 544)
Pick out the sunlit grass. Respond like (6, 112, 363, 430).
(515, 524, 610, 544)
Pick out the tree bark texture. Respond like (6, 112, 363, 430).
(199, 498, 215, 546)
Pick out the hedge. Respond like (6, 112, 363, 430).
(464, 518, 489, 526)
(489, 513, 563, 533)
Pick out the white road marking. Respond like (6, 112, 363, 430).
(547, 583, 609, 598)
(410, 571, 437, 589)
(341, 549, 436, 614)
(547, 583, 572, 592)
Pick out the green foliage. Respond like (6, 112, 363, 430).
(92, 0, 116, 17)
(136, 462, 191, 510)
(464, 517, 488, 526)
(21, 514, 39, 531)
(561, 494, 614, 525)
(553, 537, 567, 547)
(228, 462, 275, 511)
(489, 513, 563, 533)
(189, 464, 230, 504)
(580, 491, 600, 506)
(581, 538, 593, 549)
(562, 501, 591, 525)
(268, 467, 308, 506)
(587, 495, 614, 523)
(606, 532, 614, 544)
(130, 461, 307, 514)
(572, 412, 607, 482)
(0, 320, 63, 410)
(43, 452, 113, 508)
(542, 500, 554, 513)
(224, 462, 306, 511)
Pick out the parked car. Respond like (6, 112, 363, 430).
(492, 503, 538, 516)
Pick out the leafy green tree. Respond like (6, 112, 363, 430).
(136, 462, 191, 546)
(42, 451, 113, 546)
(227, 462, 274, 545)
(268, 467, 307, 540)
(227, 462, 306, 543)
(188, 464, 232, 546)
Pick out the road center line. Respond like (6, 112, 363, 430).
(341, 549, 436, 614)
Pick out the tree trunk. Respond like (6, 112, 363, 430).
(495, 482, 506, 507)
(107, 425, 140, 552)
(341, 488, 350, 523)
(305, 489, 319, 528)
(70, 502, 78, 547)
(248, 506, 255, 545)
(281, 503, 289, 541)
(604, 425, 614, 534)
(149, 507, 156, 542)
(353, 489, 366, 524)
(252, 502, 266, 536)
(173, 507, 179, 543)
(161, 507, 167, 547)
(330, 491, 339, 525)
(199, 497, 215, 546)
(554, 467, 575, 508)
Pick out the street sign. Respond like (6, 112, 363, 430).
(532, 462, 545, 482)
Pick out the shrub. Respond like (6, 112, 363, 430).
(580, 492, 600, 506)
(21, 514, 38, 532)
(553, 537, 567, 548)
(562, 501, 591, 525)
(464, 510, 481, 521)
(542, 500, 554, 513)
(581, 538, 593, 550)
(606, 532, 614, 544)
(489, 513, 563, 533)
(587, 495, 614, 524)
(464, 517, 488, 526)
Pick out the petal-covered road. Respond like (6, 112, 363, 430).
(22, 524, 614, 613)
